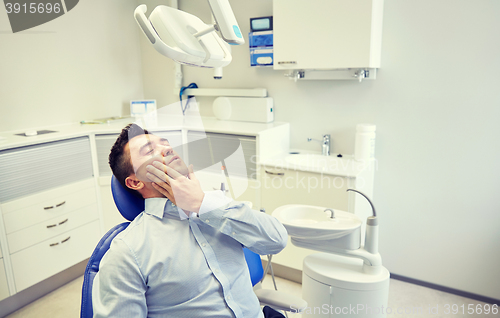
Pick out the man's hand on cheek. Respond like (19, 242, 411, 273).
(146, 162, 205, 213)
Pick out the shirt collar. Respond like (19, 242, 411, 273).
(144, 197, 192, 220)
(144, 197, 168, 219)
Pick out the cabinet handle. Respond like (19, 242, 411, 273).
(43, 201, 66, 210)
(265, 170, 285, 176)
(49, 236, 70, 247)
(46, 218, 69, 229)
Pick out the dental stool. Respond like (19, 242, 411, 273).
(80, 176, 306, 318)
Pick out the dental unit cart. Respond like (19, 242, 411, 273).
(273, 190, 390, 318)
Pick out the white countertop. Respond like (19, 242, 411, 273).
(260, 149, 371, 178)
(0, 115, 289, 151)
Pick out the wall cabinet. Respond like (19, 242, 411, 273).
(273, 0, 384, 71)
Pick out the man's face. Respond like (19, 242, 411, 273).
(127, 134, 189, 182)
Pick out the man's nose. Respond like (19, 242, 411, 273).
(155, 144, 173, 156)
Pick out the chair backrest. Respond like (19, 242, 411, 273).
(80, 222, 129, 318)
(81, 175, 265, 317)
(243, 247, 265, 286)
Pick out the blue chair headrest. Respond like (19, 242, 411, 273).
(111, 175, 145, 221)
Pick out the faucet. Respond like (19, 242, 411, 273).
(324, 208, 335, 219)
(307, 134, 330, 156)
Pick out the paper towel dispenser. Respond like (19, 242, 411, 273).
(213, 97, 274, 123)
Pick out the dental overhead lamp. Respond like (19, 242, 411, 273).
(134, 0, 244, 77)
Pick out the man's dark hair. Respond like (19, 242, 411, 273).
(109, 123, 149, 196)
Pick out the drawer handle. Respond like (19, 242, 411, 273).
(44, 201, 66, 210)
(56, 201, 66, 207)
(50, 236, 71, 247)
(265, 170, 285, 176)
(46, 218, 69, 229)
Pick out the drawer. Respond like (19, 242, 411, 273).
(3, 184, 97, 234)
(7, 203, 99, 254)
(0, 137, 93, 202)
(0, 260, 10, 301)
(11, 220, 101, 292)
(1, 179, 94, 213)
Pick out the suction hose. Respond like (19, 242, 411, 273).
(347, 189, 378, 254)
(346, 188, 376, 217)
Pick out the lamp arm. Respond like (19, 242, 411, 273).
(207, 0, 244, 45)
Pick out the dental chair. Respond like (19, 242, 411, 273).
(80, 176, 306, 318)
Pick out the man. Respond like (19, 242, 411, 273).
(92, 123, 288, 317)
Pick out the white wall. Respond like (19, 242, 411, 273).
(0, 0, 144, 132)
(139, 0, 500, 299)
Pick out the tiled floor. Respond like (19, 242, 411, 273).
(5, 274, 497, 317)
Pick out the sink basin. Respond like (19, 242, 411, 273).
(285, 154, 341, 170)
(273, 204, 362, 250)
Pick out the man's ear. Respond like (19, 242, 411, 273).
(125, 174, 145, 191)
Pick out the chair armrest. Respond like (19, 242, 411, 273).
(254, 288, 308, 313)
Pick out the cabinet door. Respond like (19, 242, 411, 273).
(0, 137, 93, 203)
(260, 167, 350, 213)
(95, 134, 119, 177)
(187, 131, 257, 179)
(273, 0, 379, 70)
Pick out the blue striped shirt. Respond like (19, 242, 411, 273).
(92, 191, 288, 317)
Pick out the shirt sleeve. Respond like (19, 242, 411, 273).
(198, 190, 233, 216)
(92, 238, 147, 318)
(197, 194, 288, 255)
